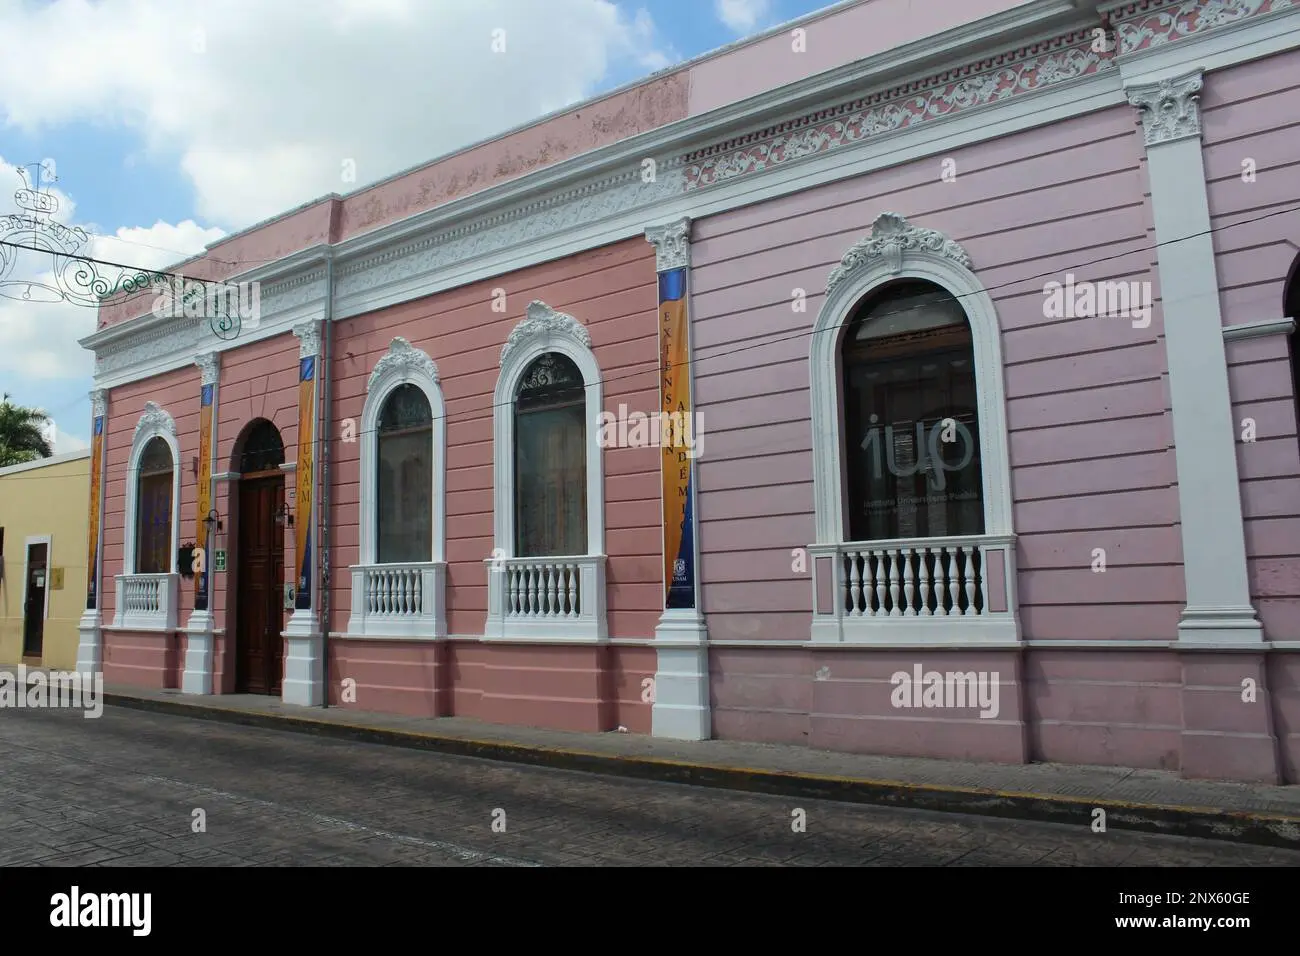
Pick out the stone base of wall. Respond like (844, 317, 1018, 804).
(709, 646, 1300, 784)
(102, 629, 182, 690)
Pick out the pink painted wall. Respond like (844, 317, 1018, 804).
(211, 332, 304, 693)
(327, 236, 662, 642)
(101, 367, 199, 623)
(1203, 47, 1300, 641)
(100, 367, 198, 688)
(689, 105, 1178, 647)
(96, 0, 1045, 332)
(686, 0, 1035, 115)
(96, 73, 691, 329)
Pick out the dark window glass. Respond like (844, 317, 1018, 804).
(377, 384, 432, 564)
(515, 353, 586, 557)
(135, 437, 173, 574)
(842, 280, 984, 542)
(238, 419, 284, 474)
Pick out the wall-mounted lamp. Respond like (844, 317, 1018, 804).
(275, 503, 294, 528)
(203, 508, 223, 535)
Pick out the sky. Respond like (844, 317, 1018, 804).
(0, 0, 836, 453)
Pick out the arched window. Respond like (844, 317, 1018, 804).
(808, 214, 1017, 644)
(237, 419, 285, 474)
(514, 352, 587, 557)
(376, 383, 432, 564)
(135, 436, 174, 575)
(842, 280, 983, 541)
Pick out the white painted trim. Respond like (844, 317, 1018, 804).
(0, 449, 91, 477)
(1122, 68, 1262, 644)
(808, 216, 1015, 545)
(278, 461, 298, 473)
(358, 338, 446, 566)
(83, 79, 1126, 393)
(492, 302, 605, 559)
(347, 562, 447, 638)
(1116, 2, 1300, 87)
(122, 403, 181, 576)
(81, 5, 1300, 393)
(21, 534, 53, 635)
(1223, 317, 1295, 341)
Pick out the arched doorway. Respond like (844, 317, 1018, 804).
(231, 419, 286, 695)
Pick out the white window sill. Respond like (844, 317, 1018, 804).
(484, 553, 607, 641)
(346, 562, 447, 638)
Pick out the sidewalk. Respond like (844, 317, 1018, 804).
(100, 684, 1300, 850)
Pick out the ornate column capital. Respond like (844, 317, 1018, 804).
(195, 352, 221, 386)
(645, 217, 692, 273)
(89, 389, 108, 418)
(1126, 70, 1203, 147)
(293, 319, 322, 358)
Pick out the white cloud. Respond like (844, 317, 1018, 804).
(715, 0, 773, 34)
(0, 156, 223, 382)
(41, 420, 90, 454)
(0, 0, 673, 230)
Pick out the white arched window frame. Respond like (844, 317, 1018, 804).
(115, 401, 181, 631)
(347, 336, 447, 638)
(485, 300, 607, 641)
(808, 213, 1020, 645)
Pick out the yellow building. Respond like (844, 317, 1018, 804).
(0, 450, 91, 670)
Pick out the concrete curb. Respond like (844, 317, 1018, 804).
(104, 693, 1300, 851)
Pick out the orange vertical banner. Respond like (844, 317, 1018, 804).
(294, 355, 315, 609)
(659, 267, 696, 608)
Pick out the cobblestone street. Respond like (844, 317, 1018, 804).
(2, 705, 1298, 867)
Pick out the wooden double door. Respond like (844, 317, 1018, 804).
(235, 474, 286, 695)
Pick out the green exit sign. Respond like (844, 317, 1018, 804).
(214, 550, 227, 572)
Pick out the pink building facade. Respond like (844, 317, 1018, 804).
(78, 0, 1300, 783)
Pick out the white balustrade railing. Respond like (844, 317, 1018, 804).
(485, 554, 607, 641)
(347, 562, 446, 637)
(112, 573, 179, 630)
(809, 535, 1019, 643)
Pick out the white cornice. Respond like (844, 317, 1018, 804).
(82, 0, 1300, 391)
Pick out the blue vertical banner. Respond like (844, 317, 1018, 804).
(660, 267, 696, 609)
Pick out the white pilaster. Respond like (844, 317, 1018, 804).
(76, 388, 108, 677)
(183, 353, 220, 694)
(646, 217, 711, 740)
(1124, 70, 1261, 644)
(282, 320, 324, 706)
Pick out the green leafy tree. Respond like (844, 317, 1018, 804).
(0, 393, 53, 467)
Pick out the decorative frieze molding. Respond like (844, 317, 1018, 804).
(82, 0, 1298, 392)
(293, 319, 322, 358)
(827, 213, 973, 292)
(195, 352, 220, 386)
(1125, 70, 1203, 145)
(500, 301, 591, 367)
(90, 389, 107, 417)
(91, 269, 326, 382)
(1110, 0, 1293, 56)
(133, 401, 176, 442)
(645, 218, 692, 273)
(336, 166, 685, 304)
(368, 337, 439, 392)
(684, 31, 1114, 191)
